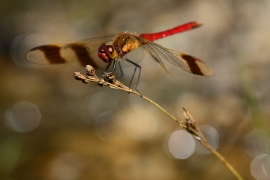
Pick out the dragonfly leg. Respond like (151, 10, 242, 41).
(101, 60, 112, 78)
(101, 60, 117, 79)
(107, 60, 117, 74)
(125, 58, 142, 96)
(105, 60, 113, 71)
(117, 61, 124, 78)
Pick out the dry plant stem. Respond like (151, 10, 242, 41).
(182, 108, 243, 180)
(140, 95, 185, 127)
(200, 140, 243, 180)
(73, 65, 243, 180)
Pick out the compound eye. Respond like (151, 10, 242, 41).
(98, 44, 117, 63)
(105, 45, 117, 60)
(98, 44, 109, 63)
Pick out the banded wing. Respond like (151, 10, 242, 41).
(26, 33, 117, 69)
(139, 39, 214, 76)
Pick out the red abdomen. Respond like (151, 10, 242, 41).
(139, 22, 202, 42)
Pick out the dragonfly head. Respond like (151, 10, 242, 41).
(98, 44, 117, 63)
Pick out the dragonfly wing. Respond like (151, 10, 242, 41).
(139, 41, 172, 75)
(140, 41, 214, 76)
(26, 33, 117, 69)
(171, 50, 214, 76)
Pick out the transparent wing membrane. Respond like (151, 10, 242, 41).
(140, 40, 213, 76)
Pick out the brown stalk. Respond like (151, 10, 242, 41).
(73, 65, 243, 180)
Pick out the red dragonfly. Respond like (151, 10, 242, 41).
(26, 22, 213, 90)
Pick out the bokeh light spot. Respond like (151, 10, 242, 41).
(4, 101, 41, 132)
(80, 92, 120, 124)
(10, 33, 46, 68)
(250, 154, 270, 180)
(195, 125, 219, 154)
(168, 130, 195, 159)
(95, 110, 125, 141)
(243, 128, 270, 157)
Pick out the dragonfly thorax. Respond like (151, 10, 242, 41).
(98, 44, 117, 63)
(113, 33, 139, 56)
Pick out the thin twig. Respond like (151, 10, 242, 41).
(73, 65, 243, 180)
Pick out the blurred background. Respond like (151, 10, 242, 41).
(1, 0, 270, 179)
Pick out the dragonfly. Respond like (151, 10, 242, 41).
(26, 22, 214, 92)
